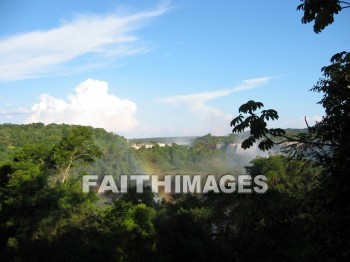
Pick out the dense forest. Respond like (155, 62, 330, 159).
(1, 1, 349, 261)
(0, 123, 328, 261)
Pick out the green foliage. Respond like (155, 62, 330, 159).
(154, 195, 216, 261)
(200, 156, 322, 261)
(1, 121, 323, 261)
(297, 0, 346, 33)
(229, 51, 350, 260)
(229, 5, 350, 256)
(231, 100, 286, 151)
(0, 123, 144, 183)
(0, 144, 98, 261)
(310, 51, 350, 155)
(49, 126, 102, 183)
(135, 134, 242, 174)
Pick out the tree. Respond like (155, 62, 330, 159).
(50, 126, 101, 183)
(230, 2, 350, 258)
(230, 52, 349, 168)
(0, 143, 98, 261)
(297, 0, 350, 33)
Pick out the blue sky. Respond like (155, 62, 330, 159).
(0, 0, 349, 138)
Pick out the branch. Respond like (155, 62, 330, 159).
(340, 1, 350, 6)
(304, 116, 311, 130)
(340, 1, 350, 8)
(72, 152, 92, 161)
(274, 139, 292, 145)
(278, 134, 337, 148)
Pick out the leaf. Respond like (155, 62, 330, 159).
(268, 128, 286, 137)
(261, 109, 279, 121)
(258, 139, 274, 151)
(230, 114, 243, 126)
(239, 100, 264, 114)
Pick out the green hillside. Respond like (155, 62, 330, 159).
(0, 123, 324, 261)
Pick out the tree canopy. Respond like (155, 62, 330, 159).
(230, 2, 350, 259)
(297, 0, 350, 33)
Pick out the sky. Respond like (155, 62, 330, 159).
(0, 0, 349, 138)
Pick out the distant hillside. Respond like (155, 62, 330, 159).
(129, 128, 307, 145)
(0, 123, 308, 178)
(0, 123, 143, 177)
(129, 136, 197, 145)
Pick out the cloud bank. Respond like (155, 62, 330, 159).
(0, 3, 168, 82)
(0, 108, 31, 119)
(26, 79, 137, 133)
(158, 77, 271, 105)
(157, 77, 271, 135)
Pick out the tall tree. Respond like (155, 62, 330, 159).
(297, 0, 350, 33)
(50, 126, 101, 183)
(230, 2, 350, 259)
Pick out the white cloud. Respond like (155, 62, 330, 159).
(156, 77, 271, 135)
(158, 77, 271, 105)
(26, 79, 137, 133)
(0, 3, 169, 82)
(0, 107, 31, 119)
(279, 115, 323, 128)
